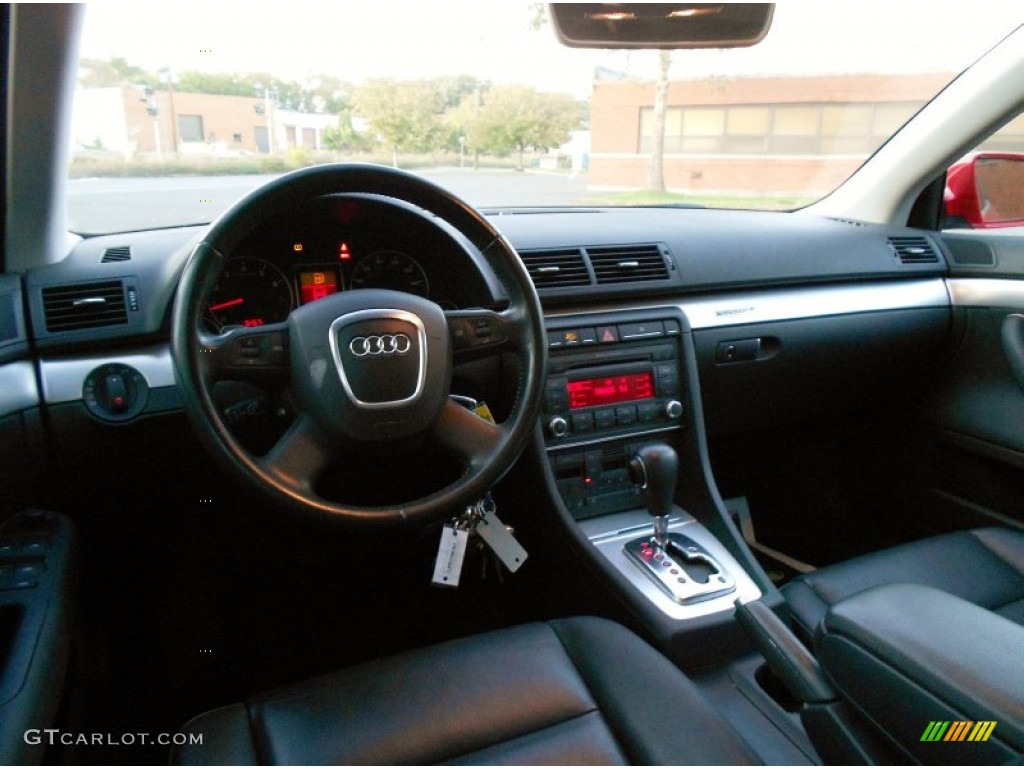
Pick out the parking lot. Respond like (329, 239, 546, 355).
(67, 169, 598, 234)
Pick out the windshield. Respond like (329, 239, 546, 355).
(69, 1, 1023, 235)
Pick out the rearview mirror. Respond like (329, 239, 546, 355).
(944, 152, 1024, 229)
(549, 3, 774, 49)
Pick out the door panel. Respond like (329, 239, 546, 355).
(923, 231, 1024, 531)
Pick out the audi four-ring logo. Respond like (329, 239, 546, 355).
(348, 333, 412, 357)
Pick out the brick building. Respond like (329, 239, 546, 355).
(589, 72, 959, 199)
(73, 87, 335, 158)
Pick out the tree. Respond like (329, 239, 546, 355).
(175, 71, 257, 98)
(322, 108, 368, 153)
(648, 51, 672, 192)
(474, 85, 582, 171)
(305, 75, 354, 115)
(432, 75, 488, 112)
(78, 57, 157, 88)
(354, 80, 444, 166)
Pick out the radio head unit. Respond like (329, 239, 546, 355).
(544, 314, 684, 445)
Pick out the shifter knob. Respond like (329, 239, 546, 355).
(630, 444, 679, 519)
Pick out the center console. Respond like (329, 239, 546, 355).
(540, 308, 762, 622)
(543, 313, 684, 518)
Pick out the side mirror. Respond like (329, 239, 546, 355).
(944, 152, 1024, 229)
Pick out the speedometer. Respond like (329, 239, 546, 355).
(350, 250, 429, 297)
(205, 257, 295, 332)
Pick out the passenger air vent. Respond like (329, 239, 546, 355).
(100, 245, 131, 263)
(888, 236, 939, 264)
(588, 244, 669, 284)
(519, 248, 591, 289)
(42, 280, 128, 332)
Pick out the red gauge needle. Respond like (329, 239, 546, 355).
(208, 297, 244, 312)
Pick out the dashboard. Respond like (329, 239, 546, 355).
(11, 203, 956, 434)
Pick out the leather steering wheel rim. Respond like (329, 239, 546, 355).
(171, 163, 546, 525)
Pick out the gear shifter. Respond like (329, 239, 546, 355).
(630, 443, 678, 547)
(624, 442, 736, 605)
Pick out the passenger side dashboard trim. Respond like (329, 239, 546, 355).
(681, 279, 949, 329)
(545, 278, 950, 329)
(947, 278, 1024, 308)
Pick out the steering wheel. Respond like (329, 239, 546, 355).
(171, 164, 546, 524)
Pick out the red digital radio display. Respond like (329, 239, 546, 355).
(567, 372, 654, 410)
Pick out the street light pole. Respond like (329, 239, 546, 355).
(264, 88, 275, 154)
(161, 68, 179, 155)
(140, 86, 162, 157)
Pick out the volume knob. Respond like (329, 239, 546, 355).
(548, 416, 569, 438)
(664, 399, 683, 419)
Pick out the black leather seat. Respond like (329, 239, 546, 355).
(784, 527, 1024, 642)
(172, 616, 759, 765)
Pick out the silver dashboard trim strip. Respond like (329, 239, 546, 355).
(0, 361, 40, 415)
(41, 344, 176, 404)
(545, 278, 951, 329)
(33, 279, 959, 407)
(682, 279, 951, 329)
(947, 278, 1024, 309)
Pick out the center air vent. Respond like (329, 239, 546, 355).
(42, 280, 127, 332)
(101, 246, 132, 263)
(888, 236, 940, 264)
(519, 248, 591, 289)
(588, 244, 669, 284)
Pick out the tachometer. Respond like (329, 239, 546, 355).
(205, 257, 295, 332)
(350, 250, 429, 297)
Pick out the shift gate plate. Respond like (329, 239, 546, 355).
(624, 532, 735, 604)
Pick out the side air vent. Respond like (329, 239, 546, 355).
(101, 246, 132, 263)
(588, 244, 669, 284)
(42, 280, 127, 332)
(519, 248, 591, 289)
(889, 236, 940, 264)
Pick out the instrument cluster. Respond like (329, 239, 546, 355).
(204, 209, 463, 334)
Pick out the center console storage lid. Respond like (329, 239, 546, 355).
(817, 583, 1023, 763)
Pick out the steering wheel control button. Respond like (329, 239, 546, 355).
(230, 331, 289, 367)
(82, 363, 149, 422)
(450, 313, 506, 352)
(330, 311, 426, 408)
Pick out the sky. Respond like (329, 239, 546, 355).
(78, 1, 1023, 99)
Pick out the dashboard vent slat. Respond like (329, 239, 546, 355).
(101, 246, 132, 263)
(588, 244, 670, 284)
(888, 236, 940, 265)
(519, 248, 591, 289)
(42, 280, 128, 332)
